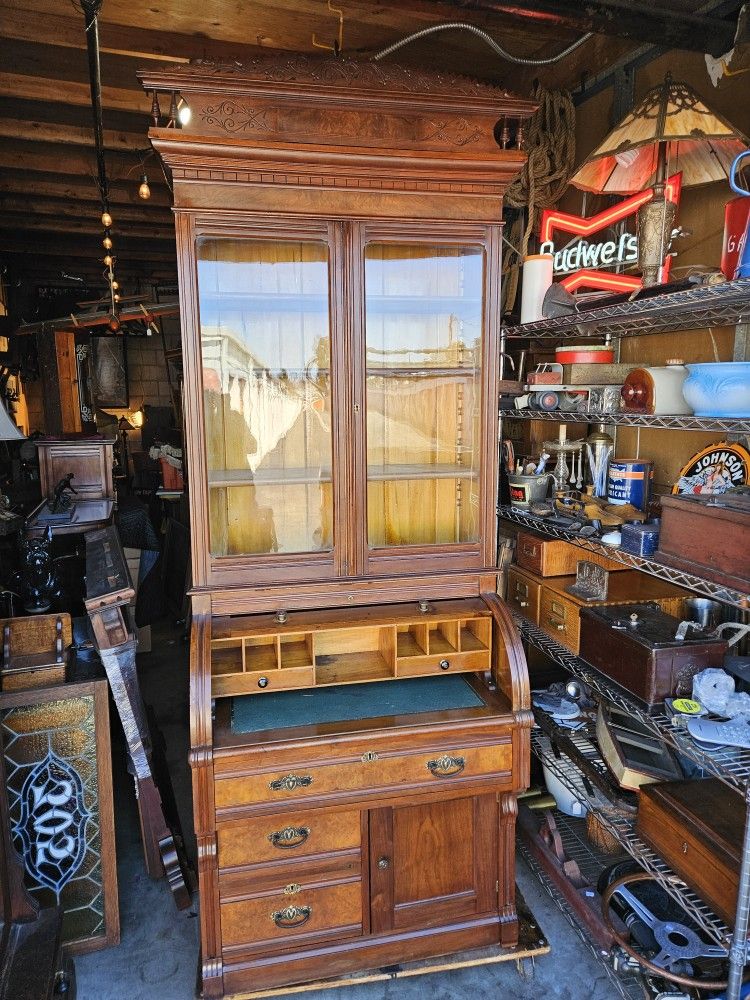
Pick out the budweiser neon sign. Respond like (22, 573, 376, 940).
(539, 173, 682, 293)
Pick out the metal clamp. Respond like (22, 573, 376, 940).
(427, 754, 465, 777)
(272, 904, 311, 929)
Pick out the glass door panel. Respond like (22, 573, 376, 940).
(364, 242, 484, 548)
(197, 237, 333, 557)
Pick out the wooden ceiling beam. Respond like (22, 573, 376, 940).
(0, 171, 171, 207)
(0, 236, 177, 263)
(0, 141, 152, 181)
(0, 213, 176, 242)
(0, 117, 146, 152)
(0, 195, 171, 225)
(0, 72, 149, 115)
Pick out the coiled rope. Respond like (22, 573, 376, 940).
(503, 83, 577, 313)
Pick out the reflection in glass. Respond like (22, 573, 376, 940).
(364, 243, 484, 547)
(197, 238, 333, 556)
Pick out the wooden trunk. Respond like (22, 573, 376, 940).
(636, 779, 743, 927)
(515, 530, 626, 578)
(578, 603, 727, 705)
(656, 494, 750, 591)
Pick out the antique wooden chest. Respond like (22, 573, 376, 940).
(656, 493, 750, 592)
(636, 779, 743, 927)
(579, 603, 727, 705)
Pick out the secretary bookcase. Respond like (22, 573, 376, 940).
(142, 54, 535, 997)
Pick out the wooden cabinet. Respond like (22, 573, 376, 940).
(142, 53, 534, 998)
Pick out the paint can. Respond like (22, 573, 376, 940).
(607, 459, 653, 510)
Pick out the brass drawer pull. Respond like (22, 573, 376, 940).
(272, 904, 311, 929)
(269, 774, 313, 792)
(268, 825, 310, 849)
(427, 754, 465, 777)
(548, 618, 565, 632)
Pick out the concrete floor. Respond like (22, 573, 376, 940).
(75, 621, 620, 1000)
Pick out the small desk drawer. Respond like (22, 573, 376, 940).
(212, 665, 315, 698)
(506, 566, 541, 622)
(221, 877, 362, 952)
(395, 649, 490, 678)
(215, 742, 513, 811)
(217, 808, 361, 870)
(516, 530, 624, 578)
(539, 590, 580, 653)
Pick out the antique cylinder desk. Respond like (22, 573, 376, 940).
(141, 55, 535, 998)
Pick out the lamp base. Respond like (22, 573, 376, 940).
(637, 195, 676, 287)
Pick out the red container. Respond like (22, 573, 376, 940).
(159, 458, 184, 490)
(555, 345, 614, 364)
(722, 196, 750, 279)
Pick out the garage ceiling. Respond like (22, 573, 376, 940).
(0, 0, 744, 289)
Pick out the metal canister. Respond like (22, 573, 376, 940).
(607, 458, 653, 510)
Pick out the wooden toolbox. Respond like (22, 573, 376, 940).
(516, 530, 627, 578)
(656, 493, 750, 592)
(537, 572, 689, 655)
(579, 603, 727, 706)
(636, 779, 743, 927)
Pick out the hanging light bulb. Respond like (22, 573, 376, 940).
(111, 280, 119, 291)
(102, 235, 113, 250)
(101, 210, 112, 227)
(114, 293, 121, 303)
(103, 254, 113, 267)
(177, 98, 192, 126)
(108, 313, 121, 332)
(138, 174, 151, 200)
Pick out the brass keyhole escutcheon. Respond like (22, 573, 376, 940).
(284, 883, 301, 895)
(377, 856, 390, 870)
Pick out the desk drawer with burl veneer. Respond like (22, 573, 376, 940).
(214, 736, 514, 813)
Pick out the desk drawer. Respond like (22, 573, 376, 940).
(217, 808, 361, 870)
(506, 566, 541, 622)
(221, 876, 362, 953)
(215, 741, 513, 811)
(395, 649, 490, 678)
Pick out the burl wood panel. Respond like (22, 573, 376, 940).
(217, 808, 361, 870)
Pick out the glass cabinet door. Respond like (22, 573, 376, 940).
(364, 242, 485, 550)
(196, 237, 334, 558)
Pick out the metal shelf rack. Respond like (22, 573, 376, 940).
(503, 410, 750, 434)
(515, 610, 750, 796)
(502, 277, 750, 340)
(531, 725, 732, 946)
(518, 824, 650, 1000)
(498, 505, 748, 610)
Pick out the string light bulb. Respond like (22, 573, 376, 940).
(101, 210, 112, 227)
(103, 254, 113, 267)
(111, 280, 119, 291)
(138, 174, 151, 200)
(114, 293, 121, 302)
(102, 235, 113, 250)
(107, 313, 120, 332)
(177, 98, 192, 126)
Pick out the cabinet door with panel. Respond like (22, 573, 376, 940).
(369, 794, 499, 936)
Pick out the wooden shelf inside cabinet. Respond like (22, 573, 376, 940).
(209, 602, 493, 697)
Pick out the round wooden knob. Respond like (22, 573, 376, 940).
(258, 676, 269, 688)
(439, 659, 450, 670)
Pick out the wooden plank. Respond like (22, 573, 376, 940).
(0, 117, 145, 151)
(0, 213, 175, 242)
(0, 170, 171, 207)
(0, 196, 172, 225)
(0, 140, 142, 177)
(0, 71, 150, 114)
